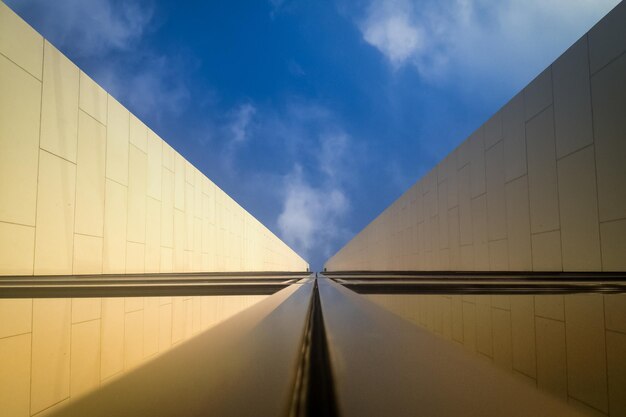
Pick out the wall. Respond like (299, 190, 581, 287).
(367, 293, 626, 416)
(0, 294, 268, 416)
(0, 2, 308, 275)
(326, 1, 626, 272)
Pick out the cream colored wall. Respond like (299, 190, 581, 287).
(366, 293, 626, 416)
(0, 2, 307, 275)
(0, 294, 268, 416)
(326, 1, 626, 272)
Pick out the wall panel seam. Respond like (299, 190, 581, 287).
(587, 33, 606, 272)
(71, 77, 81, 275)
(548, 68, 564, 271)
(101, 94, 109, 271)
(38, 148, 76, 166)
(555, 143, 594, 162)
(124, 106, 131, 274)
(589, 48, 626, 77)
(0, 330, 32, 341)
(0, 50, 41, 82)
(601, 296, 610, 412)
(0, 219, 36, 228)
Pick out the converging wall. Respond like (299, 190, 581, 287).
(0, 2, 308, 276)
(326, 2, 626, 272)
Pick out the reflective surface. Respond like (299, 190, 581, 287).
(365, 292, 626, 416)
(1, 275, 625, 417)
(0, 294, 268, 416)
(318, 278, 597, 417)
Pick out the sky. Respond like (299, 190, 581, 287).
(7, 0, 620, 271)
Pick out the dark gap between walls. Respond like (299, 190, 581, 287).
(290, 279, 339, 417)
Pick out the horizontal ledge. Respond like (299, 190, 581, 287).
(0, 273, 314, 298)
(323, 270, 626, 279)
(0, 270, 310, 280)
(323, 273, 626, 294)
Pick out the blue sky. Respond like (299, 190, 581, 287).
(7, 0, 619, 270)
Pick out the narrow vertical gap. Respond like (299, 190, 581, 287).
(290, 279, 339, 417)
(307, 280, 338, 416)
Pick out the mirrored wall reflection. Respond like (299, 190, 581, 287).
(0, 294, 268, 417)
(365, 293, 626, 417)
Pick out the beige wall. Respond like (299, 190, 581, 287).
(367, 293, 626, 416)
(326, 1, 626, 272)
(0, 2, 307, 275)
(0, 294, 268, 416)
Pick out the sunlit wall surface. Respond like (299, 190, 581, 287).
(326, 1, 626, 272)
(0, 1, 308, 276)
(0, 294, 267, 416)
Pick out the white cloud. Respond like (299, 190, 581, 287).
(93, 54, 191, 122)
(361, 0, 423, 67)
(201, 99, 356, 266)
(8, 0, 197, 126)
(278, 165, 349, 258)
(259, 102, 357, 263)
(7, 0, 153, 57)
(229, 103, 257, 144)
(216, 103, 257, 170)
(358, 0, 620, 86)
(318, 132, 350, 180)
